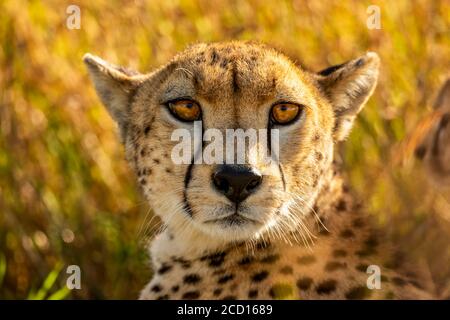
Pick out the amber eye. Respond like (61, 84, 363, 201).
(168, 99, 201, 122)
(271, 103, 302, 125)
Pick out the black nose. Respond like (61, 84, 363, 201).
(212, 165, 263, 204)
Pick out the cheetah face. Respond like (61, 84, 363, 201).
(84, 42, 379, 244)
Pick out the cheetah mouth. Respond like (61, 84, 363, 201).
(204, 213, 261, 226)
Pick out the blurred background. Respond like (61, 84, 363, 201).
(0, 0, 449, 299)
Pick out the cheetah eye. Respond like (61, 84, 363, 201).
(271, 103, 303, 125)
(167, 99, 201, 122)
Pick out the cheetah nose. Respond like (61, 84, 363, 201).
(212, 165, 263, 204)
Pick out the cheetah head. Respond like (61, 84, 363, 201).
(84, 41, 379, 246)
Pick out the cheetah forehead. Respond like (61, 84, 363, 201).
(152, 41, 321, 110)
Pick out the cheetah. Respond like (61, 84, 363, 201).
(415, 77, 450, 188)
(84, 41, 438, 299)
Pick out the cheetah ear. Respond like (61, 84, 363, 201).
(432, 77, 450, 110)
(83, 53, 145, 129)
(316, 52, 380, 141)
